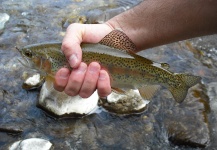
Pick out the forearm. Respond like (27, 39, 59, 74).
(106, 0, 217, 51)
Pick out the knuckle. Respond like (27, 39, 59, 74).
(79, 90, 92, 98)
(61, 41, 71, 52)
(67, 23, 79, 31)
(64, 89, 77, 96)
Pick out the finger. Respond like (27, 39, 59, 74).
(64, 62, 87, 96)
(79, 62, 100, 98)
(54, 68, 70, 92)
(97, 70, 111, 97)
(62, 23, 84, 68)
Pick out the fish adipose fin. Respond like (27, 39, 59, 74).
(169, 74, 201, 103)
(139, 85, 160, 100)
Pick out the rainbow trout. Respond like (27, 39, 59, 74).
(16, 30, 201, 103)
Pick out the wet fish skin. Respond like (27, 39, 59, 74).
(17, 30, 201, 103)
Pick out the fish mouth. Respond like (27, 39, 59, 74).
(17, 57, 31, 68)
(15, 46, 31, 67)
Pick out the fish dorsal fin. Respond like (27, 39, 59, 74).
(99, 29, 137, 52)
(138, 85, 160, 100)
(100, 29, 154, 64)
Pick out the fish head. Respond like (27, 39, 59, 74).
(16, 46, 50, 74)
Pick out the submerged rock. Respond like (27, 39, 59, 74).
(99, 90, 149, 114)
(0, 13, 10, 34)
(9, 138, 52, 150)
(161, 84, 210, 148)
(38, 81, 99, 118)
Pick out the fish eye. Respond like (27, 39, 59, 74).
(24, 49, 33, 58)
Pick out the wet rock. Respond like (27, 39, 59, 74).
(22, 72, 45, 90)
(161, 84, 210, 148)
(0, 13, 10, 34)
(9, 138, 52, 150)
(0, 123, 23, 135)
(38, 81, 99, 118)
(99, 90, 149, 114)
(86, 6, 130, 24)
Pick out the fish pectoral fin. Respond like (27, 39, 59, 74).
(99, 29, 137, 52)
(138, 85, 160, 100)
(111, 87, 127, 95)
(45, 74, 55, 90)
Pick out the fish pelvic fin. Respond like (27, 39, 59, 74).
(111, 87, 127, 95)
(99, 29, 137, 52)
(169, 74, 201, 103)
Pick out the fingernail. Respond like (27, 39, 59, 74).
(89, 65, 99, 74)
(75, 64, 86, 74)
(99, 71, 106, 80)
(59, 70, 69, 79)
(69, 54, 78, 68)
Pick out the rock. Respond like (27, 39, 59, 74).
(38, 81, 99, 118)
(0, 124, 23, 135)
(99, 90, 149, 114)
(0, 13, 10, 34)
(86, 6, 130, 24)
(22, 72, 45, 90)
(9, 138, 52, 150)
(162, 84, 210, 148)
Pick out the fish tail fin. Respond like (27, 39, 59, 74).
(168, 74, 201, 103)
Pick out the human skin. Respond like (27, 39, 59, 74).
(54, 0, 217, 98)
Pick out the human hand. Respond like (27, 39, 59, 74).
(54, 23, 113, 98)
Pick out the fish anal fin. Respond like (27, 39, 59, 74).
(111, 87, 127, 95)
(138, 85, 160, 100)
(99, 29, 137, 52)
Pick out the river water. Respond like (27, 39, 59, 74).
(0, 0, 217, 149)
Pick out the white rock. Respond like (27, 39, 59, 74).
(38, 81, 99, 116)
(24, 74, 41, 86)
(9, 138, 52, 150)
(0, 13, 10, 31)
(106, 89, 149, 112)
(108, 90, 150, 109)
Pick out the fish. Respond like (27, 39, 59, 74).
(16, 29, 201, 103)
